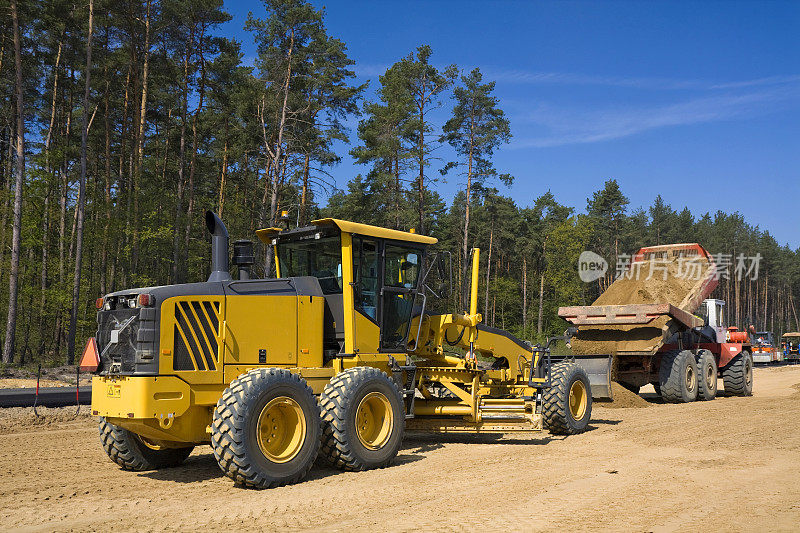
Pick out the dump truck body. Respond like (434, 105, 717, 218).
(559, 244, 754, 402)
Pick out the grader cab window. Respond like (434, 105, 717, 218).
(384, 246, 421, 288)
(277, 237, 343, 294)
(381, 245, 422, 352)
(353, 237, 380, 320)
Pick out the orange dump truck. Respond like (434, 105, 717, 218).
(559, 244, 753, 403)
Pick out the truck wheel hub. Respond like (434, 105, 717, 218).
(355, 392, 393, 450)
(257, 396, 305, 463)
(568, 380, 587, 419)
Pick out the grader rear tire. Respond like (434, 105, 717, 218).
(695, 350, 718, 401)
(659, 350, 699, 403)
(98, 418, 194, 471)
(542, 362, 592, 435)
(318, 367, 405, 471)
(211, 368, 320, 489)
(722, 350, 754, 396)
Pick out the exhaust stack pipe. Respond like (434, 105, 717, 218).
(206, 211, 231, 282)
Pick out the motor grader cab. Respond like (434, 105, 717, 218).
(83, 212, 602, 489)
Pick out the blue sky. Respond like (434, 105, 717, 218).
(221, 1, 800, 248)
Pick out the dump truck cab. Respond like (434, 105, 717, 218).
(85, 212, 601, 489)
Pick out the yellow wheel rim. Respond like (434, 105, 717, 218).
(256, 396, 306, 464)
(355, 392, 394, 450)
(686, 364, 697, 392)
(568, 380, 587, 420)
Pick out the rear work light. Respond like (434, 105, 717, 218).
(137, 293, 154, 307)
(79, 337, 100, 373)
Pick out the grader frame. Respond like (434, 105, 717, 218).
(86, 213, 601, 488)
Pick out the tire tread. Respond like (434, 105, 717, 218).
(210, 368, 320, 489)
(542, 362, 591, 435)
(318, 367, 404, 471)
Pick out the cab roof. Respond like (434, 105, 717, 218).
(256, 218, 438, 246)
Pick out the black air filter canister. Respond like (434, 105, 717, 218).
(232, 239, 255, 280)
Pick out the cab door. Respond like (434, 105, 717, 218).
(379, 243, 423, 353)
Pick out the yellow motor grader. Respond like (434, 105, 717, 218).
(83, 212, 610, 488)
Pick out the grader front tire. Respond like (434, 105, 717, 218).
(542, 362, 592, 435)
(318, 367, 405, 471)
(211, 368, 320, 489)
(98, 418, 194, 471)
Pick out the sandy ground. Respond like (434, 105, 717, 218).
(1, 365, 799, 532)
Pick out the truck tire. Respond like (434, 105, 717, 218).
(542, 362, 592, 435)
(722, 350, 754, 396)
(318, 367, 405, 471)
(659, 350, 699, 403)
(99, 417, 194, 471)
(695, 350, 718, 401)
(211, 368, 320, 489)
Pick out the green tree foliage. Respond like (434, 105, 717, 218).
(1, 0, 798, 367)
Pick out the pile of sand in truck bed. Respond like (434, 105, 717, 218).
(571, 257, 713, 356)
(591, 260, 702, 308)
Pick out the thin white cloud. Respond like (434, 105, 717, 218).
(511, 85, 799, 148)
(356, 63, 389, 78)
(484, 69, 800, 91)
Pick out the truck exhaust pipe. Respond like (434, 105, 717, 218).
(206, 211, 231, 282)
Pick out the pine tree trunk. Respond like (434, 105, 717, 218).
(300, 153, 310, 226)
(461, 125, 474, 309)
(117, 65, 130, 286)
(394, 156, 400, 229)
(483, 221, 493, 316)
(763, 274, 768, 331)
(184, 23, 207, 274)
(521, 257, 527, 333)
(218, 117, 229, 216)
(3, 0, 25, 363)
(38, 39, 62, 356)
(67, 0, 93, 365)
(537, 238, 547, 336)
(172, 30, 192, 284)
(264, 28, 295, 277)
(417, 101, 425, 235)
(100, 76, 111, 295)
(132, 0, 151, 276)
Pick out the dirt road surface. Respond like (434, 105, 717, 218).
(2, 365, 799, 532)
